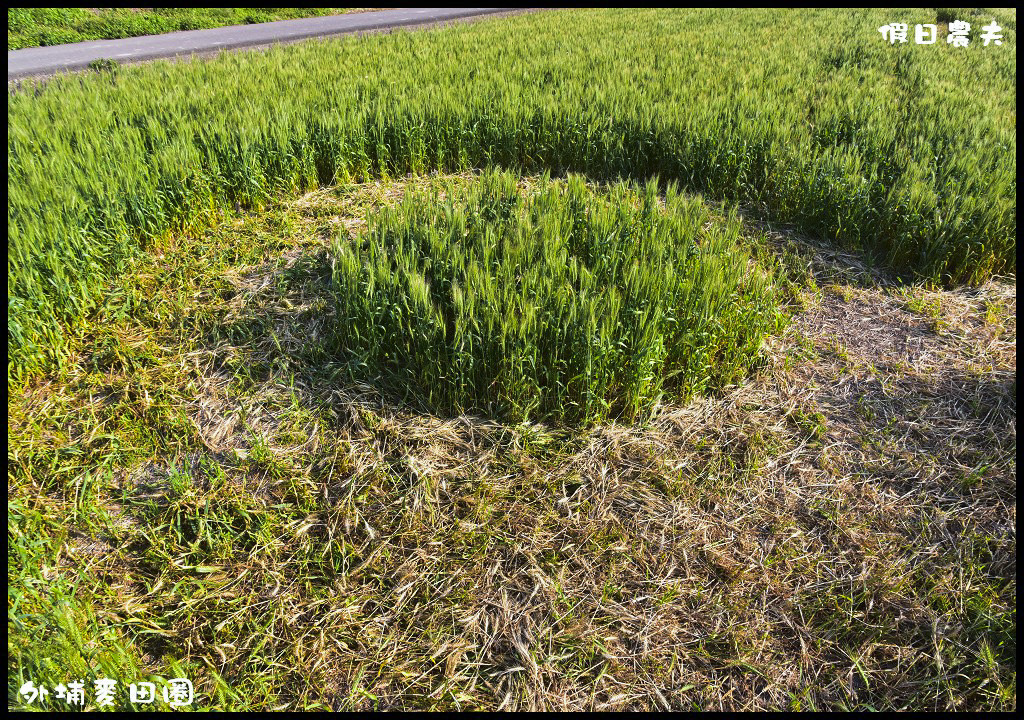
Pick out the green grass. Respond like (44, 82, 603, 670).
(328, 171, 780, 423)
(7, 9, 1017, 380)
(7, 8, 362, 50)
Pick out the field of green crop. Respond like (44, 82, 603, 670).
(7, 8, 1016, 381)
(7, 8, 1017, 712)
(7, 8, 361, 50)
(329, 172, 780, 423)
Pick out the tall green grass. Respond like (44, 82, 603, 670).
(7, 9, 1016, 378)
(329, 172, 779, 423)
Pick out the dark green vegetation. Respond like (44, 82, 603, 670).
(8, 177, 1016, 709)
(7, 8, 361, 50)
(7, 8, 1017, 378)
(329, 172, 780, 423)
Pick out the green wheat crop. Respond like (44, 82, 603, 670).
(329, 171, 780, 423)
(7, 9, 1016, 378)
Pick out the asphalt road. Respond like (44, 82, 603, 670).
(8, 8, 514, 81)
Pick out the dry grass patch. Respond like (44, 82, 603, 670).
(8, 176, 1015, 710)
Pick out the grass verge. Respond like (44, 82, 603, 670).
(7, 8, 365, 50)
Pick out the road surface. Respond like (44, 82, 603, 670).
(8, 8, 516, 81)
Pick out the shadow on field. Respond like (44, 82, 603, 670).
(814, 365, 1016, 500)
(202, 245, 453, 418)
(194, 233, 1017, 517)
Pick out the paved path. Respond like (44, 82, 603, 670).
(8, 8, 514, 80)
